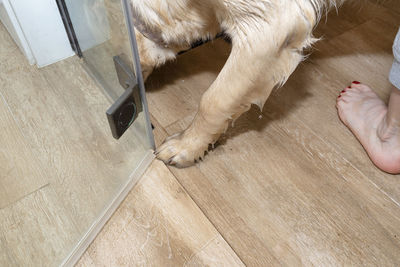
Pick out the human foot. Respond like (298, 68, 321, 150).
(336, 81, 400, 174)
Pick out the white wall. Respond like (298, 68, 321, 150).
(0, 0, 74, 67)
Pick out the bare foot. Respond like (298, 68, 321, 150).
(336, 81, 400, 174)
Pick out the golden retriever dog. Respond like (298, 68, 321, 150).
(131, 0, 345, 167)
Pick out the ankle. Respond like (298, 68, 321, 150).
(386, 86, 400, 128)
(377, 115, 400, 141)
(387, 116, 400, 129)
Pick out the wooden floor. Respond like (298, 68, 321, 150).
(0, 19, 152, 266)
(81, 1, 400, 266)
(1, 0, 400, 266)
(0, 11, 241, 267)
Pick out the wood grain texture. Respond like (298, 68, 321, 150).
(0, 186, 80, 266)
(1, 0, 400, 266)
(2, 47, 146, 228)
(77, 160, 244, 267)
(296, 16, 400, 203)
(0, 93, 48, 208)
(0, 22, 80, 266)
(0, 47, 149, 233)
(145, 2, 400, 266)
(314, 1, 395, 40)
(82, 0, 134, 101)
(164, 109, 400, 266)
(370, 0, 400, 13)
(146, 40, 231, 128)
(0, 19, 151, 265)
(0, 14, 242, 266)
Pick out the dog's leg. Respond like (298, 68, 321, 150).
(156, 5, 317, 167)
(134, 29, 177, 80)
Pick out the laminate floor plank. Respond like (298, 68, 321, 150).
(0, 21, 17, 61)
(0, 47, 146, 235)
(314, 1, 391, 40)
(0, 17, 243, 266)
(370, 0, 400, 15)
(2, 1, 400, 266)
(77, 160, 244, 266)
(271, 17, 400, 204)
(146, 40, 231, 128)
(0, 93, 48, 208)
(0, 18, 149, 265)
(145, 2, 400, 266)
(163, 105, 400, 266)
(0, 186, 80, 266)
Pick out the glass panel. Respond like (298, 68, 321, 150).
(59, 0, 155, 264)
(65, 0, 154, 145)
(64, 0, 154, 151)
(0, 1, 152, 266)
(0, 0, 153, 264)
(66, 0, 123, 98)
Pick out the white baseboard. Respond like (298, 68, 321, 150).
(0, 0, 35, 65)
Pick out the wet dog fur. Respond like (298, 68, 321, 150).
(131, 0, 347, 167)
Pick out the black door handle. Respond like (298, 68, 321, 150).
(106, 55, 143, 139)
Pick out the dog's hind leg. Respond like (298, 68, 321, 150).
(134, 29, 178, 80)
(156, 4, 317, 167)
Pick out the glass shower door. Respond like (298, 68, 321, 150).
(62, 0, 154, 142)
(0, 0, 154, 266)
(57, 0, 155, 265)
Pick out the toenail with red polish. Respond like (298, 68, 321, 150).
(338, 95, 341, 98)
(341, 90, 346, 93)
(352, 81, 360, 84)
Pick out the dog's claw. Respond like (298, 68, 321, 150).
(156, 129, 213, 167)
(168, 158, 177, 166)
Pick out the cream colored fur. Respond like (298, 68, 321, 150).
(131, 0, 344, 167)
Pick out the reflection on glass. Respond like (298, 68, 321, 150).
(66, 0, 131, 100)
(41, 0, 151, 265)
(0, 0, 154, 265)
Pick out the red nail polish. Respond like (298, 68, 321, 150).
(338, 95, 341, 98)
(341, 90, 346, 93)
(352, 81, 360, 84)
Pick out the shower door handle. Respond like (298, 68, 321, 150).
(106, 55, 143, 139)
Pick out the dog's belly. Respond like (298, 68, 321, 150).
(130, 0, 223, 48)
(131, 8, 165, 45)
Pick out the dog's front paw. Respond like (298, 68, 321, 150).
(155, 131, 211, 168)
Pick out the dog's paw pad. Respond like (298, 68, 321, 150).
(156, 132, 209, 168)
